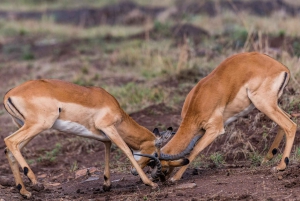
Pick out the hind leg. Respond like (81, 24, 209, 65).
(249, 93, 296, 171)
(262, 110, 293, 163)
(4, 124, 48, 198)
(262, 127, 285, 163)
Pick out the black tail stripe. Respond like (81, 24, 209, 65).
(278, 72, 288, 95)
(8, 97, 25, 119)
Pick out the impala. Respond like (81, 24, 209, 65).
(158, 52, 297, 181)
(3, 79, 189, 198)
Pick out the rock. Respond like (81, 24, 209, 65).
(175, 183, 197, 190)
(278, 175, 283, 180)
(75, 167, 98, 179)
(37, 173, 47, 179)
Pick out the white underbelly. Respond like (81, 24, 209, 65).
(224, 104, 255, 126)
(52, 119, 109, 141)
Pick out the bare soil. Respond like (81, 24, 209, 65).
(0, 101, 300, 201)
(1, 1, 300, 200)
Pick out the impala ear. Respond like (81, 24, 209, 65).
(153, 128, 160, 137)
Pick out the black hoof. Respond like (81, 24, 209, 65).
(103, 185, 111, 192)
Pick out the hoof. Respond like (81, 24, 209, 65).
(31, 183, 44, 192)
(169, 177, 178, 183)
(151, 183, 159, 190)
(21, 190, 32, 199)
(103, 184, 111, 192)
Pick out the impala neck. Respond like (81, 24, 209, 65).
(116, 113, 156, 152)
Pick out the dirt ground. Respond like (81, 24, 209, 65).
(0, 1, 300, 200)
(0, 107, 300, 201)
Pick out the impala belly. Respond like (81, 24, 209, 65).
(132, 150, 142, 161)
(224, 104, 255, 125)
(52, 119, 109, 141)
(223, 85, 254, 126)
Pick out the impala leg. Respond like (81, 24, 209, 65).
(170, 121, 223, 182)
(101, 126, 158, 188)
(163, 167, 174, 180)
(4, 125, 45, 198)
(262, 109, 293, 163)
(4, 147, 29, 197)
(262, 128, 285, 163)
(103, 141, 112, 191)
(249, 87, 296, 171)
(254, 105, 296, 171)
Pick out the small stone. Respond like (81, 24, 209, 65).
(278, 175, 283, 180)
(37, 174, 47, 179)
(175, 183, 197, 190)
(75, 167, 98, 179)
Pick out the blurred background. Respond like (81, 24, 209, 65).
(0, 0, 299, 199)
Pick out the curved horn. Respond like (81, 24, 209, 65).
(159, 135, 202, 160)
(133, 153, 162, 180)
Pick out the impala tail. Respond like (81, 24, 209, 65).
(3, 96, 25, 127)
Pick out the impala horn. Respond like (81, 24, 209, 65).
(159, 135, 202, 160)
(133, 153, 163, 180)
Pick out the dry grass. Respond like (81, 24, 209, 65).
(0, 0, 299, 168)
(0, 18, 144, 40)
(0, 0, 176, 11)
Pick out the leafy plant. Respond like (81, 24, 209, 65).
(70, 161, 78, 172)
(249, 151, 262, 166)
(37, 143, 62, 163)
(22, 45, 35, 60)
(210, 152, 225, 167)
(293, 146, 300, 162)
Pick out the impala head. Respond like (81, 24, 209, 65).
(131, 127, 189, 180)
(156, 128, 202, 174)
(154, 127, 175, 149)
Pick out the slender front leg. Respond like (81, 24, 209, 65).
(101, 126, 158, 189)
(103, 141, 112, 191)
(170, 123, 223, 182)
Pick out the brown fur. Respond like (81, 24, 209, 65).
(161, 52, 297, 182)
(3, 79, 185, 198)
